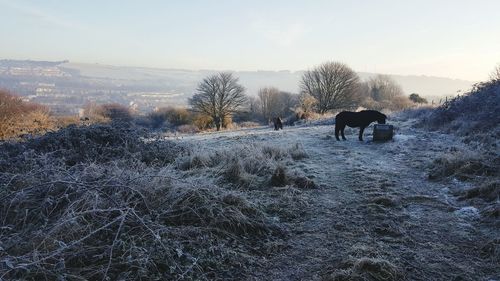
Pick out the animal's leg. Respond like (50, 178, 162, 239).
(335, 124, 341, 141)
(341, 126, 347, 140)
(358, 126, 365, 141)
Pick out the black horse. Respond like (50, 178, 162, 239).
(273, 117, 283, 130)
(335, 110, 387, 141)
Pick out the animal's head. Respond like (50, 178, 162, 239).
(377, 113, 387, 124)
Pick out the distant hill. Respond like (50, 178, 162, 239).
(61, 62, 474, 99)
(0, 59, 475, 113)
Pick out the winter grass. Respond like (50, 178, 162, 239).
(0, 124, 313, 280)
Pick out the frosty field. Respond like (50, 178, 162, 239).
(1, 117, 498, 280)
(168, 118, 499, 280)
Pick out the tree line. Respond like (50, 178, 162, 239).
(0, 61, 428, 139)
(11, 59, 497, 139)
(188, 61, 426, 130)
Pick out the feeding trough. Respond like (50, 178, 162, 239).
(373, 124, 394, 141)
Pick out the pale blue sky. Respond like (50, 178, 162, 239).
(1, 0, 499, 80)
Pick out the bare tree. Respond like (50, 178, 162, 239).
(189, 72, 247, 131)
(258, 87, 280, 121)
(257, 87, 296, 121)
(490, 63, 500, 81)
(247, 96, 260, 114)
(300, 61, 360, 114)
(367, 75, 404, 101)
(362, 75, 411, 110)
(280, 91, 298, 116)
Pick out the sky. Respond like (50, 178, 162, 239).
(1, 0, 499, 81)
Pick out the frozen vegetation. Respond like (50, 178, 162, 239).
(0, 80, 499, 280)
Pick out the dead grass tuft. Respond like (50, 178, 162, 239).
(271, 166, 289, 187)
(369, 196, 399, 208)
(262, 145, 289, 160)
(459, 181, 499, 202)
(325, 258, 401, 281)
(222, 157, 254, 188)
(161, 186, 279, 236)
(178, 142, 309, 190)
(289, 143, 309, 160)
(263, 187, 311, 221)
(480, 202, 500, 219)
(294, 176, 317, 189)
(480, 238, 500, 262)
(428, 150, 498, 181)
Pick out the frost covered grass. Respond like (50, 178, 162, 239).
(323, 257, 401, 281)
(429, 149, 498, 181)
(0, 161, 278, 279)
(391, 106, 434, 123)
(175, 142, 313, 190)
(430, 163, 497, 222)
(418, 79, 500, 148)
(428, 146, 499, 223)
(399, 80, 500, 227)
(0, 124, 316, 280)
(2, 105, 499, 279)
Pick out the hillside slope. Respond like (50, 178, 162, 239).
(1, 119, 497, 280)
(171, 120, 498, 280)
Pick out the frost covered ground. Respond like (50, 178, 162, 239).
(167, 118, 499, 280)
(1, 118, 497, 280)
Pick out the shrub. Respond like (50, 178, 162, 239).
(83, 102, 132, 124)
(421, 80, 500, 136)
(232, 110, 263, 124)
(192, 113, 213, 130)
(359, 75, 413, 111)
(392, 107, 434, 122)
(490, 63, 500, 82)
(0, 124, 182, 169)
(54, 115, 80, 128)
(99, 103, 133, 123)
(409, 93, 428, 104)
(0, 90, 56, 140)
(148, 107, 192, 128)
(239, 121, 261, 128)
(177, 124, 199, 134)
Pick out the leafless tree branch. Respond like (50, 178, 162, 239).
(300, 62, 360, 114)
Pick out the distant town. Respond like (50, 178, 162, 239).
(0, 59, 474, 116)
(0, 60, 190, 115)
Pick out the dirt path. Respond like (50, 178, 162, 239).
(174, 121, 498, 280)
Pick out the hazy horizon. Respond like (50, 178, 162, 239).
(0, 59, 478, 83)
(1, 0, 499, 81)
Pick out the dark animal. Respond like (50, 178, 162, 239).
(273, 117, 283, 130)
(335, 110, 386, 141)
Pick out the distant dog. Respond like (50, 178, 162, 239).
(273, 117, 283, 130)
(335, 110, 386, 141)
